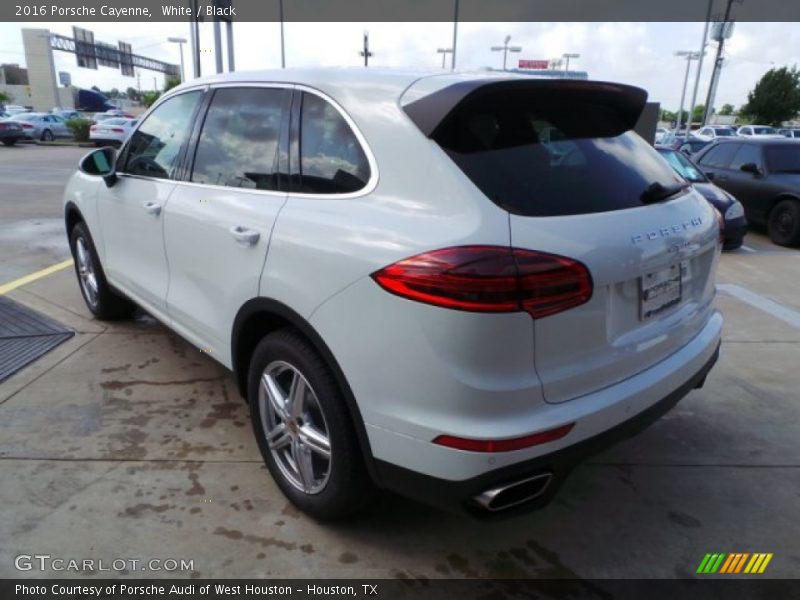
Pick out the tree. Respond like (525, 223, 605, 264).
(141, 91, 161, 108)
(164, 76, 181, 92)
(741, 66, 800, 125)
(691, 104, 706, 123)
(126, 87, 139, 102)
(0, 90, 13, 104)
(719, 103, 735, 116)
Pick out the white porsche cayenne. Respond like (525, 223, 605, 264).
(64, 69, 723, 519)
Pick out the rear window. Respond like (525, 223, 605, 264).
(432, 94, 682, 216)
(765, 145, 800, 173)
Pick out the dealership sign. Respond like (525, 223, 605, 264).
(519, 59, 550, 69)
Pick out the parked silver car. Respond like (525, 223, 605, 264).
(3, 112, 72, 141)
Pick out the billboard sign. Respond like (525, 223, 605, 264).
(519, 59, 550, 70)
(118, 42, 134, 77)
(73, 27, 97, 70)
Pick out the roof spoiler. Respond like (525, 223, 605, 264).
(403, 79, 648, 140)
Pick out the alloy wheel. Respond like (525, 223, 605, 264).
(75, 237, 99, 307)
(259, 360, 332, 494)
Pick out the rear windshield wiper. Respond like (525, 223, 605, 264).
(640, 181, 690, 204)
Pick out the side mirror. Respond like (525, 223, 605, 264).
(79, 146, 117, 187)
(740, 162, 762, 177)
(704, 171, 715, 181)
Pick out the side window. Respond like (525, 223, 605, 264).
(191, 87, 284, 190)
(729, 144, 762, 170)
(698, 143, 738, 169)
(121, 91, 201, 180)
(298, 93, 370, 194)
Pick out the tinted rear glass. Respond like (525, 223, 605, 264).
(432, 95, 681, 216)
(765, 145, 800, 173)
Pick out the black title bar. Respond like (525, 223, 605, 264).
(4, 0, 800, 22)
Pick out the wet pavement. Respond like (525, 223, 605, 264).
(1, 144, 799, 580)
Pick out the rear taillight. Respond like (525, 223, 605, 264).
(90, 126, 97, 131)
(713, 207, 725, 245)
(110, 128, 124, 133)
(22, 123, 33, 129)
(371, 246, 592, 318)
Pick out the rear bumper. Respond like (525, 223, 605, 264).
(374, 332, 722, 517)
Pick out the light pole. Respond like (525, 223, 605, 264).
(675, 51, 701, 130)
(685, 1, 713, 136)
(359, 30, 373, 67)
(562, 52, 580, 74)
(437, 48, 453, 69)
(167, 36, 187, 82)
(451, 0, 459, 70)
(490, 35, 522, 70)
(279, 0, 285, 68)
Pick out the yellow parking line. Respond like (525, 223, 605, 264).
(0, 259, 74, 296)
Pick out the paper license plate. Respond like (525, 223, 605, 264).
(640, 264, 682, 320)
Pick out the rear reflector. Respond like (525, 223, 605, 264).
(111, 128, 124, 133)
(371, 246, 592, 318)
(433, 423, 574, 452)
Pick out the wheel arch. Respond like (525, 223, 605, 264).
(231, 297, 380, 484)
(769, 193, 800, 214)
(64, 201, 85, 236)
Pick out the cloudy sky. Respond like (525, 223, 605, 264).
(0, 21, 797, 112)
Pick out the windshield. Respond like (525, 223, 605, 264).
(658, 148, 706, 183)
(432, 95, 682, 216)
(766, 145, 800, 173)
(753, 127, 776, 134)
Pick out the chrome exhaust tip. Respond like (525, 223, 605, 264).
(473, 472, 553, 512)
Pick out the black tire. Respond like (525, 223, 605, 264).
(248, 328, 376, 520)
(2, 139, 16, 147)
(69, 221, 136, 320)
(768, 199, 800, 246)
(41, 129, 54, 142)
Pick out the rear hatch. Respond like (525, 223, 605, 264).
(404, 78, 720, 403)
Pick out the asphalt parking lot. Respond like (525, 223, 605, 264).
(1, 144, 799, 580)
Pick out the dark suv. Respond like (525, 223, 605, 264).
(693, 138, 800, 246)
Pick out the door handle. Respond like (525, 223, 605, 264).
(229, 225, 260, 247)
(142, 201, 162, 216)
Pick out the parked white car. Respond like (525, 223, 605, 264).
(694, 126, 737, 141)
(89, 117, 139, 147)
(63, 69, 723, 518)
(737, 125, 784, 138)
(654, 127, 669, 144)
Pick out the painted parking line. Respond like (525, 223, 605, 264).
(0, 259, 74, 296)
(717, 283, 800, 330)
(739, 245, 757, 253)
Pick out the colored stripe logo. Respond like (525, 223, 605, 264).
(697, 553, 773, 574)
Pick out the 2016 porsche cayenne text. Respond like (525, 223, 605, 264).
(64, 69, 723, 519)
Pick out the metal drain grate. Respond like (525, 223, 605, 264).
(0, 297, 74, 383)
